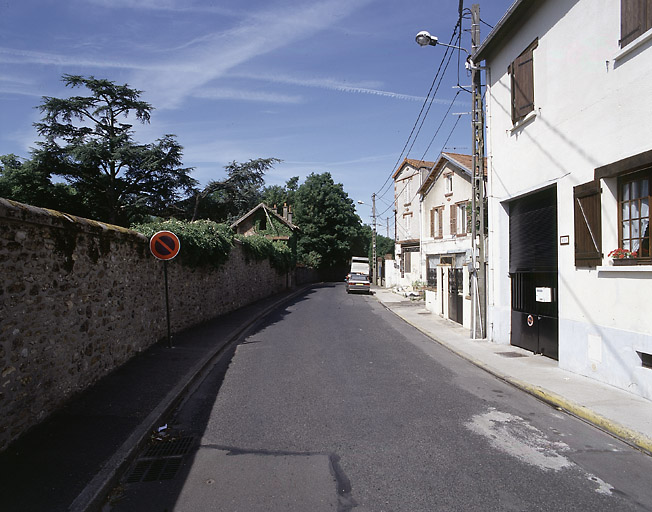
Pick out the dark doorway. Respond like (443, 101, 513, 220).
(448, 267, 464, 325)
(509, 187, 558, 360)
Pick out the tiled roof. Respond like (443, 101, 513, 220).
(417, 152, 487, 196)
(392, 158, 436, 179)
(230, 203, 298, 231)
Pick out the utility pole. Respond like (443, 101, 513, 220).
(372, 193, 377, 284)
(470, 3, 487, 339)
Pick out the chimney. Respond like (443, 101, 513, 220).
(283, 203, 288, 219)
(287, 205, 293, 224)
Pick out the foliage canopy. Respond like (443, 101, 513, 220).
(32, 74, 196, 226)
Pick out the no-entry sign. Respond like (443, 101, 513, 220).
(150, 231, 181, 261)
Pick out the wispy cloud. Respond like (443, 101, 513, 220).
(0, 47, 150, 71)
(81, 0, 242, 16)
(127, 0, 375, 108)
(192, 87, 303, 104)
(232, 72, 428, 102)
(283, 153, 398, 168)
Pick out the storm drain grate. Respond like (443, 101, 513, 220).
(144, 436, 195, 458)
(126, 436, 195, 483)
(496, 351, 529, 358)
(126, 457, 183, 483)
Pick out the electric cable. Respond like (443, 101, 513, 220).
(376, 112, 463, 220)
(374, 21, 462, 200)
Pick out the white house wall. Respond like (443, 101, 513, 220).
(484, 0, 652, 399)
(395, 164, 425, 286)
(420, 161, 473, 328)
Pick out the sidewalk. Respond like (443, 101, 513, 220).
(0, 286, 311, 512)
(373, 286, 652, 456)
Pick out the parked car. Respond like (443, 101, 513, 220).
(346, 273, 371, 294)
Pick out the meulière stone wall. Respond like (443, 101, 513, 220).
(0, 198, 290, 451)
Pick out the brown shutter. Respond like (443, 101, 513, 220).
(574, 180, 602, 267)
(621, 0, 645, 48)
(450, 204, 457, 235)
(430, 208, 435, 237)
(512, 47, 535, 122)
(438, 208, 443, 238)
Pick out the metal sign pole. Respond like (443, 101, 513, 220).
(149, 230, 180, 349)
(163, 260, 171, 348)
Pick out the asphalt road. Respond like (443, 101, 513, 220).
(107, 284, 652, 511)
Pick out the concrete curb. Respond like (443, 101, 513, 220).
(71, 285, 312, 512)
(375, 294, 652, 458)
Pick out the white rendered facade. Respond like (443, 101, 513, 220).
(419, 153, 474, 328)
(475, 0, 652, 399)
(393, 159, 433, 287)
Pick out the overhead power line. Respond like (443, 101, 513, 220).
(376, 112, 464, 220)
(374, 20, 462, 200)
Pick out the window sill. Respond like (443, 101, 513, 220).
(614, 29, 652, 63)
(597, 265, 652, 274)
(509, 110, 536, 133)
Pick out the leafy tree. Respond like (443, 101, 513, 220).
(0, 153, 85, 214)
(293, 172, 363, 276)
(32, 74, 196, 226)
(375, 233, 395, 260)
(190, 158, 280, 222)
(261, 175, 299, 216)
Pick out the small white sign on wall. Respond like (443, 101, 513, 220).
(535, 287, 552, 303)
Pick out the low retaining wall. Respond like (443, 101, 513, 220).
(0, 199, 291, 451)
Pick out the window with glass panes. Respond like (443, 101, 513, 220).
(620, 170, 650, 258)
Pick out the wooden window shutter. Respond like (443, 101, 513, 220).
(450, 204, 457, 235)
(621, 0, 645, 48)
(511, 47, 535, 123)
(573, 180, 602, 267)
(438, 208, 443, 238)
(430, 208, 435, 237)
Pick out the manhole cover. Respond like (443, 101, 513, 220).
(496, 351, 529, 358)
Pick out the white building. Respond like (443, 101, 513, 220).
(393, 158, 434, 287)
(474, 0, 652, 400)
(418, 152, 474, 327)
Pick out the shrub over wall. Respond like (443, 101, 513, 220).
(236, 234, 294, 273)
(132, 218, 234, 268)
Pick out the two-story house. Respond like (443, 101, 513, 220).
(393, 158, 434, 287)
(474, 0, 652, 400)
(418, 152, 474, 326)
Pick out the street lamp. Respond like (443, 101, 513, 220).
(416, 30, 469, 55)
(415, 8, 487, 340)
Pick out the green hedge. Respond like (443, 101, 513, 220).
(236, 234, 295, 273)
(132, 218, 234, 268)
(132, 219, 294, 272)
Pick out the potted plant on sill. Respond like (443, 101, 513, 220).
(608, 248, 638, 265)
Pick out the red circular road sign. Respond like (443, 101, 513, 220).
(150, 231, 180, 261)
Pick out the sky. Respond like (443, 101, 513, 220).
(0, 0, 514, 232)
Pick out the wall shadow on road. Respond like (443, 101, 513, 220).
(105, 283, 331, 511)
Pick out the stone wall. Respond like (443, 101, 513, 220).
(0, 198, 291, 451)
